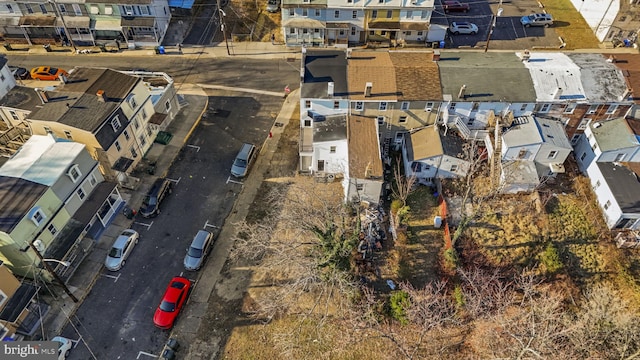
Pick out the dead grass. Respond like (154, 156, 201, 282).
(541, 0, 599, 49)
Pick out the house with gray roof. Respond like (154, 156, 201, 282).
(574, 117, 640, 173)
(0, 135, 122, 283)
(586, 161, 640, 230)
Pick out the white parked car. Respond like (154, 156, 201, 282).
(448, 22, 479, 35)
(52, 336, 73, 359)
(105, 229, 139, 271)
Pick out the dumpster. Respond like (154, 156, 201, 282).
(154, 131, 173, 145)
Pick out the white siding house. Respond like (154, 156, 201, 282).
(586, 161, 640, 230)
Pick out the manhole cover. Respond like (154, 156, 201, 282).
(212, 109, 230, 118)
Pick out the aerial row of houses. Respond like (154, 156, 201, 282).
(0, 61, 180, 340)
(299, 49, 640, 231)
(0, 0, 173, 47)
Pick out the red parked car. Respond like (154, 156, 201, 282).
(443, 0, 470, 12)
(153, 276, 191, 329)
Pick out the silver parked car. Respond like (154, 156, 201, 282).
(520, 13, 553, 27)
(448, 22, 478, 35)
(105, 229, 139, 271)
(230, 143, 256, 178)
(184, 230, 214, 271)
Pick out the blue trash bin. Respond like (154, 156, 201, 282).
(439, 40, 445, 49)
(158, 45, 165, 54)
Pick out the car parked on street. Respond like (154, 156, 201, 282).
(449, 22, 478, 35)
(139, 178, 172, 218)
(520, 13, 554, 27)
(9, 66, 29, 80)
(29, 66, 69, 81)
(153, 276, 192, 329)
(184, 230, 214, 271)
(266, 0, 279, 12)
(230, 143, 256, 178)
(105, 229, 139, 271)
(52, 336, 73, 359)
(443, 0, 469, 12)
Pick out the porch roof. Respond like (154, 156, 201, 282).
(282, 18, 326, 29)
(19, 16, 56, 27)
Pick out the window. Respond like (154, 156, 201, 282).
(401, 102, 409, 110)
(302, 28, 308, 34)
(123, 130, 130, 140)
(594, 180, 600, 190)
(289, 8, 294, 16)
(89, 174, 97, 187)
(30, 207, 45, 226)
(449, 102, 456, 110)
(5, 4, 13, 13)
(139, 135, 146, 147)
(315, 9, 320, 16)
(580, 152, 586, 161)
(564, 103, 576, 114)
(132, 118, 140, 130)
(450, 165, 458, 172)
(40, 4, 48, 14)
(25, 4, 33, 14)
(334, 10, 339, 18)
(606, 104, 618, 114)
(73, 4, 82, 15)
(417, 31, 423, 36)
(330, 146, 336, 153)
(351, 27, 356, 36)
(305, 100, 311, 108)
(317, 160, 325, 171)
(140, 5, 150, 15)
(64, 130, 73, 140)
(378, 0, 383, 3)
(372, 10, 377, 18)
(548, 150, 558, 159)
(165, 100, 171, 112)
(467, 118, 474, 126)
(114, 140, 121, 152)
(577, 118, 590, 130)
(405, 31, 411, 36)
(127, 94, 137, 109)
(356, 184, 364, 191)
(411, 162, 422, 172)
(334, 101, 339, 109)
(571, 134, 580, 144)
(406, 10, 412, 18)
(399, 116, 407, 123)
(387, 10, 392, 18)
(58, 4, 66, 14)
(77, 188, 86, 200)
(604, 200, 611, 210)
(124, 5, 133, 14)
(379, 102, 387, 111)
(587, 104, 598, 114)
(539, 103, 551, 113)
(394, 132, 404, 143)
(67, 164, 81, 182)
(141, 108, 148, 120)
(302, 8, 307, 16)
(377, 116, 385, 125)
(381, 31, 386, 35)
(48, 223, 58, 236)
(147, 125, 153, 136)
(130, 146, 138, 158)
(421, 10, 427, 18)
(111, 116, 121, 131)
(9, 110, 19, 121)
(352, 10, 357, 18)
(425, 102, 434, 111)
(615, 153, 625, 162)
(304, 119, 311, 127)
(520, 104, 527, 111)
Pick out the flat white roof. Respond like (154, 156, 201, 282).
(502, 116, 542, 148)
(520, 52, 586, 102)
(0, 135, 85, 186)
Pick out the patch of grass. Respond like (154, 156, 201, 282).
(539, 242, 563, 275)
(389, 290, 410, 325)
(541, 0, 599, 49)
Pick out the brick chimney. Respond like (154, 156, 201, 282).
(96, 90, 107, 102)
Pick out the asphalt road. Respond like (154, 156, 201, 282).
(6, 53, 299, 359)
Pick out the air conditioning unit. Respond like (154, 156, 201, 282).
(426, 107, 432, 112)
(125, 10, 133, 15)
(411, 0, 418, 4)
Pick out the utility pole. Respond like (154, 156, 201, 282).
(50, 0, 77, 53)
(484, 0, 503, 53)
(30, 243, 78, 303)
(216, 0, 231, 56)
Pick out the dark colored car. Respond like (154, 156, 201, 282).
(139, 178, 172, 218)
(153, 276, 192, 329)
(443, 0, 470, 12)
(9, 66, 29, 80)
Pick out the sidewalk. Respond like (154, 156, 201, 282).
(40, 91, 209, 341)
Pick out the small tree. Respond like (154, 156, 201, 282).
(392, 156, 417, 207)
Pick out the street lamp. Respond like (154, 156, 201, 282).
(216, 0, 231, 56)
(29, 242, 78, 303)
(484, 5, 503, 52)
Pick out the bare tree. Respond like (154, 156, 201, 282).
(392, 156, 417, 207)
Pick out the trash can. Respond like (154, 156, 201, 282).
(157, 45, 165, 54)
(122, 205, 136, 219)
(161, 348, 175, 360)
(43, 44, 52, 52)
(166, 338, 180, 351)
(439, 40, 445, 49)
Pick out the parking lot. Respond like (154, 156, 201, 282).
(433, 0, 563, 49)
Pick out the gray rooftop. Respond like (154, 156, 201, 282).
(565, 53, 628, 102)
(314, 114, 347, 142)
(437, 52, 536, 102)
(597, 162, 640, 213)
(302, 50, 348, 99)
(0, 176, 47, 233)
(503, 116, 542, 148)
(27, 68, 140, 132)
(590, 117, 639, 152)
(537, 118, 572, 150)
(0, 86, 46, 111)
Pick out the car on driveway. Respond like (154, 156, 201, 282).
(449, 22, 478, 35)
(9, 66, 29, 80)
(184, 230, 214, 271)
(443, 0, 469, 12)
(105, 229, 139, 271)
(520, 13, 553, 27)
(52, 336, 73, 359)
(140, 178, 172, 218)
(29, 66, 69, 81)
(153, 276, 192, 329)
